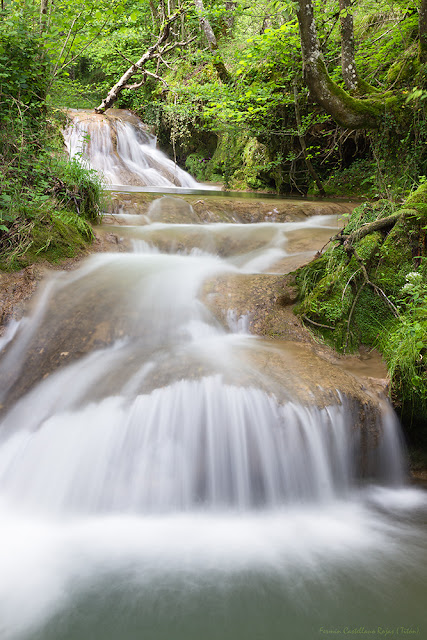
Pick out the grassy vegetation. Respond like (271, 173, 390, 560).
(295, 184, 427, 444)
(0, 22, 102, 271)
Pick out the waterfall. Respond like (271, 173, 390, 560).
(0, 140, 426, 639)
(0, 242, 405, 515)
(63, 109, 204, 188)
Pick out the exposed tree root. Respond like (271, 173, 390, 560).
(332, 210, 410, 246)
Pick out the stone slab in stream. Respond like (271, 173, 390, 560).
(104, 191, 358, 224)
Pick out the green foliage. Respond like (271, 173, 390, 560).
(0, 9, 101, 270)
(321, 160, 378, 197)
(380, 270, 427, 440)
(295, 182, 427, 439)
(184, 153, 211, 181)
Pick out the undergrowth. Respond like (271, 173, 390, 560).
(0, 23, 102, 271)
(295, 186, 427, 443)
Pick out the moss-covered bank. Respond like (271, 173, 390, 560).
(0, 24, 102, 272)
(0, 157, 102, 272)
(294, 183, 427, 446)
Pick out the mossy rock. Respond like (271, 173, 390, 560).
(352, 288, 393, 345)
(206, 131, 249, 186)
(405, 182, 427, 205)
(342, 200, 395, 236)
(206, 131, 278, 191)
(386, 48, 420, 86)
(405, 182, 427, 220)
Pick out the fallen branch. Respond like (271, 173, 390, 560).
(159, 35, 197, 56)
(95, 11, 188, 113)
(124, 70, 170, 91)
(332, 209, 414, 246)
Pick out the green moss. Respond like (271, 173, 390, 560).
(29, 214, 87, 261)
(386, 50, 420, 86)
(315, 58, 407, 130)
(207, 131, 249, 187)
(295, 184, 427, 439)
(323, 160, 377, 197)
(352, 287, 393, 344)
(241, 138, 272, 190)
(343, 201, 395, 235)
(0, 205, 93, 272)
(296, 249, 355, 350)
(354, 231, 381, 261)
(206, 132, 275, 190)
(404, 182, 427, 222)
(184, 153, 211, 181)
(376, 220, 414, 297)
(405, 181, 427, 205)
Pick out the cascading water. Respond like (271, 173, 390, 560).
(0, 155, 426, 639)
(63, 109, 206, 188)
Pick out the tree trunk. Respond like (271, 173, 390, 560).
(194, 0, 230, 83)
(148, 0, 160, 30)
(40, 0, 49, 33)
(224, 1, 236, 36)
(420, 0, 427, 63)
(296, 0, 383, 129)
(339, 0, 358, 91)
(194, 0, 217, 47)
(293, 85, 325, 195)
(260, 15, 272, 35)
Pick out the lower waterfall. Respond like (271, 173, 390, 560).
(0, 186, 425, 637)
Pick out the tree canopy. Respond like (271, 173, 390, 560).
(2, 0, 427, 196)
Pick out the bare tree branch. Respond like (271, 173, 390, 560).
(158, 35, 197, 56)
(50, 11, 85, 80)
(124, 70, 170, 90)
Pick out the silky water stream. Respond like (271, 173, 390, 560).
(1, 118, 427, 638)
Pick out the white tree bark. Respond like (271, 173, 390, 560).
(339, 0, 358, 91)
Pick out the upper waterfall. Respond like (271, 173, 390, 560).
(63, 109, 205, 189)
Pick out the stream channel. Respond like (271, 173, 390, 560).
(0, 110, 426, 640)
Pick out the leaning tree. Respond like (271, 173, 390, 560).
(295, 0, 427, 129)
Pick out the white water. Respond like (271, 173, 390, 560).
(0, 196, 426, 635)
(113, 212, 342, 272)
(63, 109, 207, 189)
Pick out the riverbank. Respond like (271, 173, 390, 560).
(294, 184, 427, 458)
